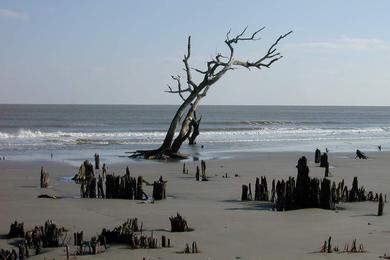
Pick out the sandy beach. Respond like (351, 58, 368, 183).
(1, 151, 389, 259)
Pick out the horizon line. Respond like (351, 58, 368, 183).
(0, 103, 390, 107)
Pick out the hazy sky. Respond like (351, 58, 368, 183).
(1, 0, 389, 105)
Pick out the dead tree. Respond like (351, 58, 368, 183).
(131, 27, 292, 159)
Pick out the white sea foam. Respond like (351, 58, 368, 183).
(0, 126, 389, 149)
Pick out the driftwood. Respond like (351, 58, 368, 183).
(355, 149, 367, 159)
(40, 167, 49, 188)
(170, 213, 189, 232)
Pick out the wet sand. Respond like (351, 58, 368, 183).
(0, 151, 389, 259)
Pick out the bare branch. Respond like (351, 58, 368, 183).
(226, 26, 265, 44)
(231, 30, 293, 69)
(165, 75, 190, 101)
(183, 36, 197, 90)
(191, 67, 208, 74)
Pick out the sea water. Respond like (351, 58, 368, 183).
(0, 104, 389, 164)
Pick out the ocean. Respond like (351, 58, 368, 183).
(0, 104, 389, 164)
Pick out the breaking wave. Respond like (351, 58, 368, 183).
(0, 127, 389, 148)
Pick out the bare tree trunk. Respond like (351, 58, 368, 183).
(188, 115, 201, 145)
(131, 28, 292, 160)
(171, 93, 206, 153)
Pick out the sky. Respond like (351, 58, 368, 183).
(0, 0, 389, 106)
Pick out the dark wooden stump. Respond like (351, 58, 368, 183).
(320, 153, 328, 168)
(241, 184, 249, 201)
(169, 213, 188, 232)
(40, 167, 49, 188)
(378, 193, 384, 216)
(153, 177, 166, 200)
(315, 148, 321, 163)
(135, 176, 143, 200)
(8, 221, 24, 239)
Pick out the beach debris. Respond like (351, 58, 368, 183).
(169, 213, 189, 232)
(314, 148, 321, 163)
(378, 193, 384, 216)
(37, 194, 61, 199)
(355, 149, 367, 159)
(40, 166, 49, 188)
(8, 221, 24, 239)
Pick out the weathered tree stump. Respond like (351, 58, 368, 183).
(40, 167, 49, 188)
(97, 175, 104, 198)
(195, 166, 200, 181)
(169, 213, 188, 232)
(315, 148, 321, 163)
(94, 153, 100, 169)
(349, 177, 359, 202)
(201, 160, 206, 177)
(325, 164, 329, 177)
(296, 156, 310, 208)
(320, 153, 328, 168)
(378, 193, 384, 216)
(241, 184, 249, 201)
(320, 178, 332, 209)
(153, 176, 167, 200)
(135, 176, 144, 200)
(8, 221, 24, 239)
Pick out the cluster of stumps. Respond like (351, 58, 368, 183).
(241, 151, 385, 215)
(2, 213, 198, 258)
(72, 161, 167, 201)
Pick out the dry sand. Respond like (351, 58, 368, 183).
(1, 151, 390, 259)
